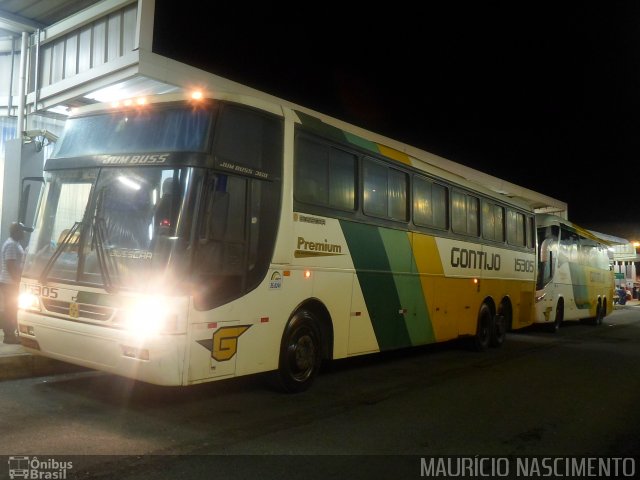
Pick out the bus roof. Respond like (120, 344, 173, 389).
(536, 213, 614, 246)
(65, 50, 568, 216)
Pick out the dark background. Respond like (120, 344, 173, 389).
(153, 1, 640, 240)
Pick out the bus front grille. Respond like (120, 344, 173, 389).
(41, 298, 114, 322)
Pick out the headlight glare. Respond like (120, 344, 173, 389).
(122, 296, 173, 336)
(19, 292, 40, 311)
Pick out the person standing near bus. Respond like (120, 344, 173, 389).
(1, 222, 27, 344)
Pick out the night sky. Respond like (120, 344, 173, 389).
(154, 2, 640, 240)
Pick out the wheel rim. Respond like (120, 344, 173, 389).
(477, 307, 491, 347)
(480, 319, 490, 341)
(287, 328, 317, 382)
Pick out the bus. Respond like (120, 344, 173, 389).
(534, 214, 614, 332)
(17, 90, 538, 392)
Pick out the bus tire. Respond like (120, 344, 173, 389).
(472, 304, 493, 351)
(277, 310, 322, 393)
(593, 300, 604, 326)
(489, 313, 506, 348)
(548, 300, 563, 333)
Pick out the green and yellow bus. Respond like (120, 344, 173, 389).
(17, 88, 539, 392)
(535, 214, 614, 332)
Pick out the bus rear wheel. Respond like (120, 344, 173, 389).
(277, 311, 322, 393)
(489, 313, 506, 348)
(472, 304, 493, 351)
(593, 300, 604, 326)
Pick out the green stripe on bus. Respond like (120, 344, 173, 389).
(343, 132, 379, 155)
(294, 110, 347, 144)
(340, 221, 411, 350)
(296, 110, 385, 157)
(379, 229, 436, 345)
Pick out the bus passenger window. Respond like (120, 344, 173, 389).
(294, 136, 356, 211)
(482, 201, 504, 242)
(414, 177, 448, 230)
(452, 191, 479, 236)
(507, 209, 526, 246)
(363, 158, 407, 221)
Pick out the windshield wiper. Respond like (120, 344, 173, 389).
(92, 188, 119, 294)
(92, 215, 118, 293)
(39, 221, 82, 285)
(91, 215, 119, 294)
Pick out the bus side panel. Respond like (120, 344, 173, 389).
(340, 221, 410, 351)
(186, 301, 242, 383)
(186, 268, 315, 384)
(571, 264, 614, 316)
(566, 264, 614, 321)
(380, 229, 435, 346)
(290, 214, 374, 358)
(604, 271, 615, 317)
(479, 245, 536, 330)
(547, 260, 579, 321)
(434, 237, 536, 333)
(411, 233, 458, 342)
(310, 269, 354, 359)
(568, 262, 592, 314)
(340, 221, 436, 351)
(347, 274, 380, 355)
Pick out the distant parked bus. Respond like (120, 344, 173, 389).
(535, 214, 614, 331)
(17, 88, 539, 392)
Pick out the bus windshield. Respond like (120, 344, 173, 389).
(52, 105, 212, 158)
(23, 166, 199, 293)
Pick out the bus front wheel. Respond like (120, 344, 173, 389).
(548, 301, 563, 333)
(277, 311, 322, 393)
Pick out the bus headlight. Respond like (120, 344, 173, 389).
(122, 296, 177, 336)
(18, 291, 40, 311)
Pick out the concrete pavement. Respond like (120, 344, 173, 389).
(1, 299, 639, 381)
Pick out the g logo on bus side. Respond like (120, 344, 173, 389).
(197, 325, 251, 362)
(213, 326, 250, 361)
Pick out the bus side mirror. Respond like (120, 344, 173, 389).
(19, 176, 45, 231)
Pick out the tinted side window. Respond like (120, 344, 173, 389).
(507, 209, 526, 246)
(214, 104, 282, 175)
(294, 136, 356, 211)
(482, 201, 505, 242)
(363, 157, 408, 221)
(413, 176, 448, 230)
(452, 190, 479, 236)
